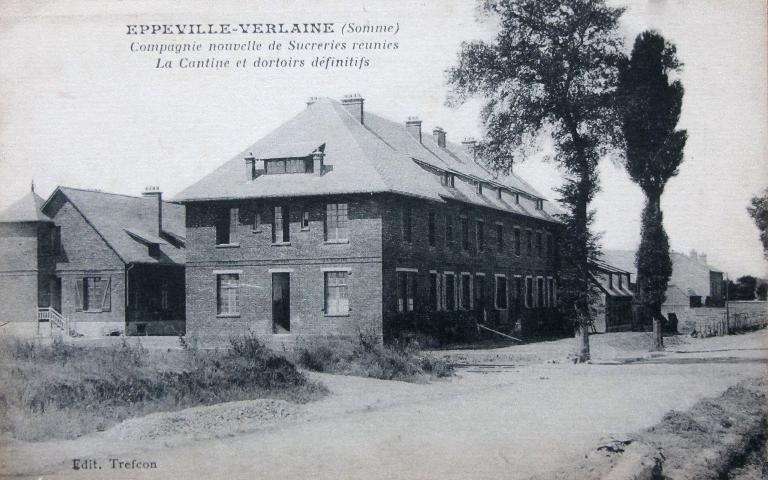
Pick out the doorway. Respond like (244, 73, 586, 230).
(272, 272, 290, 333)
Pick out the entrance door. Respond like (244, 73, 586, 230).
(271, 272, 290, 333)
(52, 277, 62, 312)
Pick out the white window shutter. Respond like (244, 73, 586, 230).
(101, 277, 111, 312)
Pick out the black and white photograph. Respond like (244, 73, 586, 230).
(0, 1, 766, 478)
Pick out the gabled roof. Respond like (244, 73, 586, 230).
(590, 260, 634, 297)
(43, 187, 185, 265)
(174, 97, 561, 223)
(0, 191, 53, 223)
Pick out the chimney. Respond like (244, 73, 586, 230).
(461, 137, 477, 160)
(433, 127, 446, 148)
(245, 156, 256, 181)
(312, 148, 325, 176)
(689, 249, 698, 261)
(406, 116, 422, 143)
(341, 94, 364, 124)
(142, 186, 163, 236)
(700, 253, 707, 265)
(306, 96, 320, 108)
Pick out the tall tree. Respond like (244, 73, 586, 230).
(747, 188, 768, 258)
(446, 0, 625, 361)
(618, 31, 687, 351)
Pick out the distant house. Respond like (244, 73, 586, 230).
(0, 186, 186, 337)
(590, 260, 634, 333)
(175, 95, 564, 343)
(601, 249, 725, 330)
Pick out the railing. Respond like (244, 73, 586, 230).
(37, 307, 68, 336)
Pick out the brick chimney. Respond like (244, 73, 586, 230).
(142, 186, 163, 236)
(689, 249, 698, 261)
(700, 253, 707, 265)
(306, 96, 320, 108)
(341, 94, 364, 124)
(433, 127, 446, 148)
(406, 116, 422, 143)
(312, 147, 325, 176)
(461, 137, 477, 160)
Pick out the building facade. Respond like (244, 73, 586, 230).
(177, 95, 563, 344)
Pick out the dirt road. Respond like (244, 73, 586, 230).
(4, 331, 767, 480)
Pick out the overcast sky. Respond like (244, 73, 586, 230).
(1, 0, 766, 277)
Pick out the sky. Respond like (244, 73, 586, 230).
(0, 0, 766, 277)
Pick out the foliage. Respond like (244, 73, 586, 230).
(618, 31, 686, 349)
(292, 334, 453, 382)
(446, 0, 627, 361)
(725, 275, 767, 301)
(747, 188, 768, 258)
(0, 335, 326, 441)
(389, 311, 480, 345)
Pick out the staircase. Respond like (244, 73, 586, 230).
(37, 307, 69, 336)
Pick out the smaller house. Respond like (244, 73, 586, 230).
(590, 260, 634, 333)
(0, 186, 187, 337)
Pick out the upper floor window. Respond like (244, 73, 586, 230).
(216, 207, 238, 245)
(442, 172, 455, 187)
(445, 214, 454, 248)
(476, 220, 484, 251)
(272, 206, 290, 243)
(496, 224, 503, 251)
(526, 230, 533, 256)
(325, 203, 348, 241)
(461, 217, 470, 251)
(536, 199, 544, 210)
(547, 233, 553, 258)
(514, 193, 520, 205)
(301, 209, 310, 230)
(403, 206, 413, 243)
(497, 188, 503, 200)
(514, 228, 521, 256)
(536, 231, 543, 257)
(428, 211, 436, 247)
(265, 157, 313, 174)
(476, 183, 483, 195)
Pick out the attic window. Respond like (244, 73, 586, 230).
(265, 157, 314, 174)
(514, 193, 520, 205)
(442, 172, 455, 188)
(536, 199, 544, 210)
(497, 188, 502, 200)
(476, 183, 483, 195)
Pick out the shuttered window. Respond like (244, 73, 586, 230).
(75, 277, 110, 312)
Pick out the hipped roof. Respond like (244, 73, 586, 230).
(0, 191, 52, 223)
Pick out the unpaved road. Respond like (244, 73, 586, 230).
(3, 331, 767, 480)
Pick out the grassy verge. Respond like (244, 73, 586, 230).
(291, 335, 453, 382)
(0, 335, 326, 441)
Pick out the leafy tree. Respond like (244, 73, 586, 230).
(748, 188, 768, 258)
(757, 281, 768, 301)
(618, 31, 686, 351)
(446, 0, 626, 361)
(726, 276, 759, 301)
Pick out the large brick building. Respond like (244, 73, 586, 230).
(0, 186, 186, 337)
(176, 95, 563, 343)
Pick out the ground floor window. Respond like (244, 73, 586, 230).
(397, 270, 417, 312)
(525, 276, 533, 308)
(548, 277, 556, 306)
(475, 274, 486, 311)
(445, 273, 456, 311)
(429, 272, 443, 311)
(537, 277, 545, 307)
(324, 271, 349, 315)
(495, 275, 507, 310)
(217, 273, 240, 316)
(460, 273, 472, 310)
(75, 276, 111, 312)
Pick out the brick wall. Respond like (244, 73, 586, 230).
(185, 194, 383, 344)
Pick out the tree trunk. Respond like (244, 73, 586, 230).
(651, 311, 664, 351)
(575, 321, 591, 362)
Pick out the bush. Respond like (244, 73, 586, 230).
(292, 334, 453, 382)
(0, 335, 326, 441)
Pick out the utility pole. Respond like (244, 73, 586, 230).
(724, 273, 730, 335)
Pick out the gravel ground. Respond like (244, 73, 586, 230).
(104, 399, 302, 441)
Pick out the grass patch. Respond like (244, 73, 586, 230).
(0, 335, 326, 441)
(291, 335, 453, 382)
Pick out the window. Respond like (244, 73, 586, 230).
(497, 188, 502, 200)
(525, 277, 533, 308)
(536, 199, 544, 210)
(403, 206, 413, 243)
(476, 183, 483, 195)
(496, 224, 503, 251)
(548, 277, 555, 307)
(513, 276, 523, 311)
(301, 209, 310, 230)
(397, 270, 416, 312)
(445, 273, 456, 311)
(430, 273, 439, 311)
(161, 281, 169, 310)
(324, 271, 349, 315)
(325, 203, 349, 241)
(547, 233, 553, 258)
(475, 275, 486, 310)
(536, 232, 543, 257)
(460, 273, 472, 310)
(272, 206, 289, 243)
(526, 230, 533, 256)
(442, 172, 455, 187)
(428, 211, 436, 247)
(476, 220, 484, 251)
(537, 277, 545, 307)
(217, 274, 240, 316)
(514, 193, 520, 205)
(265, 157, 313, 174)
(495, 275, 507, 310)
(618, 274, 623, 290)
(75, 276, 111, 313)
(608, 273, 613, 291)
(215, 208, 232, 245)
(252, 206, 262, 232)
(514, 228, 521, 256)
(461, 217, 470, 251)
(47, 226, 61, 254)
(445, 214, 454, 248)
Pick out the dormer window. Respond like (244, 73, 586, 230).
(497, 188, 502, 200)
(535, 199, 544, 210)
(476, 183, 483, 195)
(515, 193, 520, 205)
(441, 172, 455, 188)
(265, 157, 314, 175)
